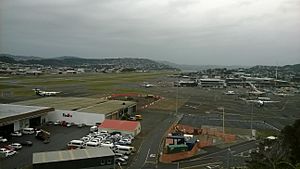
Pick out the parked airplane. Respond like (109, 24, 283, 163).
(224, 91, 236, 95)
(273, 92, 294, 97)
(33, 88, 61, 96)
(142, 82, 154, 88)
(240, 97, 280, 107)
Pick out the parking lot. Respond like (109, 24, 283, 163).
(0, 125, 89, 169)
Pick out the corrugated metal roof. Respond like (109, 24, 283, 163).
(0, 104, 51, 119)
(15, 97, 136, 115)
(33, 147, 114, 164)
(99, 119, 140, 131)
(0, 104, 54, 125)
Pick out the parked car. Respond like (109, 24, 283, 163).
(115, 157, 127, 166)
(22, 128, 35, 134)
(20, 141, 33, 146)
(46, 121, 54, 125)
(54, 120, 60, 125)
(2, 150, 16, 157)
(0, 136, 8, 143)
(11, 131, 22, 137)
(4, 145, 15, 151)
(115, 153, 129, 160)
(9, 143, 22, 150)
(0, 148, 7, 153)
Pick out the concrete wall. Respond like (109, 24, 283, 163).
(14, 121, 20, 131)
(47, 110, 105, 126)
(19, 119, 30, 129)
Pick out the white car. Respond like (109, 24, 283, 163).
(10, 143, 22, 150)
(115, 153, 129, 160)
(0, 148, 7, 153)
(3, 150, 16, 157)
(91, 138, 102, 143)
(11, 131, 22, 137)
(0, 136, 8, 143)
(116, 157, 127, 165)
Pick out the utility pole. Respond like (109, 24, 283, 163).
(175, 78, 179, 115)
(227, 148, 231, 169)
(251, 102, 253, 138)
(222, 107, 225, 135)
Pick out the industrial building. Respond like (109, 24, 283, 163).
(32, 147, 115, 169)
(99, 119, 141, 136)
(0, 104, 54, 138)
(174, 80, 198, 87)
(198, 79, 226, 88)
(15, 97, 137, 126)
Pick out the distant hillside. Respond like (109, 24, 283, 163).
(159, 60, 250, 71)
(282, 64, 300, 72)
(0, 54, 43, 61)
(249, 64, 300, 73)
(0, 54, 176, 70)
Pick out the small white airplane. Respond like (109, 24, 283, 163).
(240, 98, 280, 107)
(273, 92, 294, 97)
(33, 88, 61, 97)
(142, 82, 155, 88)
(224, 91, 236, 95)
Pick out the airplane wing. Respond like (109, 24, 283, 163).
(263, 101, 280, 103)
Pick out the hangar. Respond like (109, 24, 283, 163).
(33, 147, 115, 169)
(0, 104, 54, 138)
(15, 97, 137, 126)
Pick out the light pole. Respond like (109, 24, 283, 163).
(222, 107, 225, 135)
(227, 147, 232, 169)
(175, 78, 179, 115)
(251, 102, 253, 138)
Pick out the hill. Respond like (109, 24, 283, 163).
(0, 54, 176, 70)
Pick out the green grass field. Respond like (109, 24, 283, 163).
(0, 72, 171, 102)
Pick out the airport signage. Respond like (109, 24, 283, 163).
(63, 113, 72, 117)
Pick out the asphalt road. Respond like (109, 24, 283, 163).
(128, 112, 179, 169)
(178, 140, 259, 169)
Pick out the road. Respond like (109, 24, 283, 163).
(128, 113, 179, 169)
(178, 140, 259, 169)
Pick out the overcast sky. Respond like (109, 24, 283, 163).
(0, 0, 299, 65)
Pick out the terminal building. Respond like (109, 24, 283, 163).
(32, 147, 115, 169)
(0, 104, 54, 138)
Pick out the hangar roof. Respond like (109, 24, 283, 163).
(99, 119, 140, 131)
(0, 104, 54, 125)
(15, 97, 106, 111)
(78, 100, 136, 115)
(33, 147, 114, 164)
(15, 97, 136, 115)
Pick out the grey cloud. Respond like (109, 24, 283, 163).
(0, 0, 299, 65)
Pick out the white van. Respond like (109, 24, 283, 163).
(101, 143, 114, 148)
(84, 141, 100, 149)
(115, 145, 135, 155)
(90, 126, 98, 132)
(67, 140, 84, 149)
(22, 128, 35, 135)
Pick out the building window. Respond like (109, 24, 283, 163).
(107, 159, 112, 164)
(100, 159, 105, 165)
